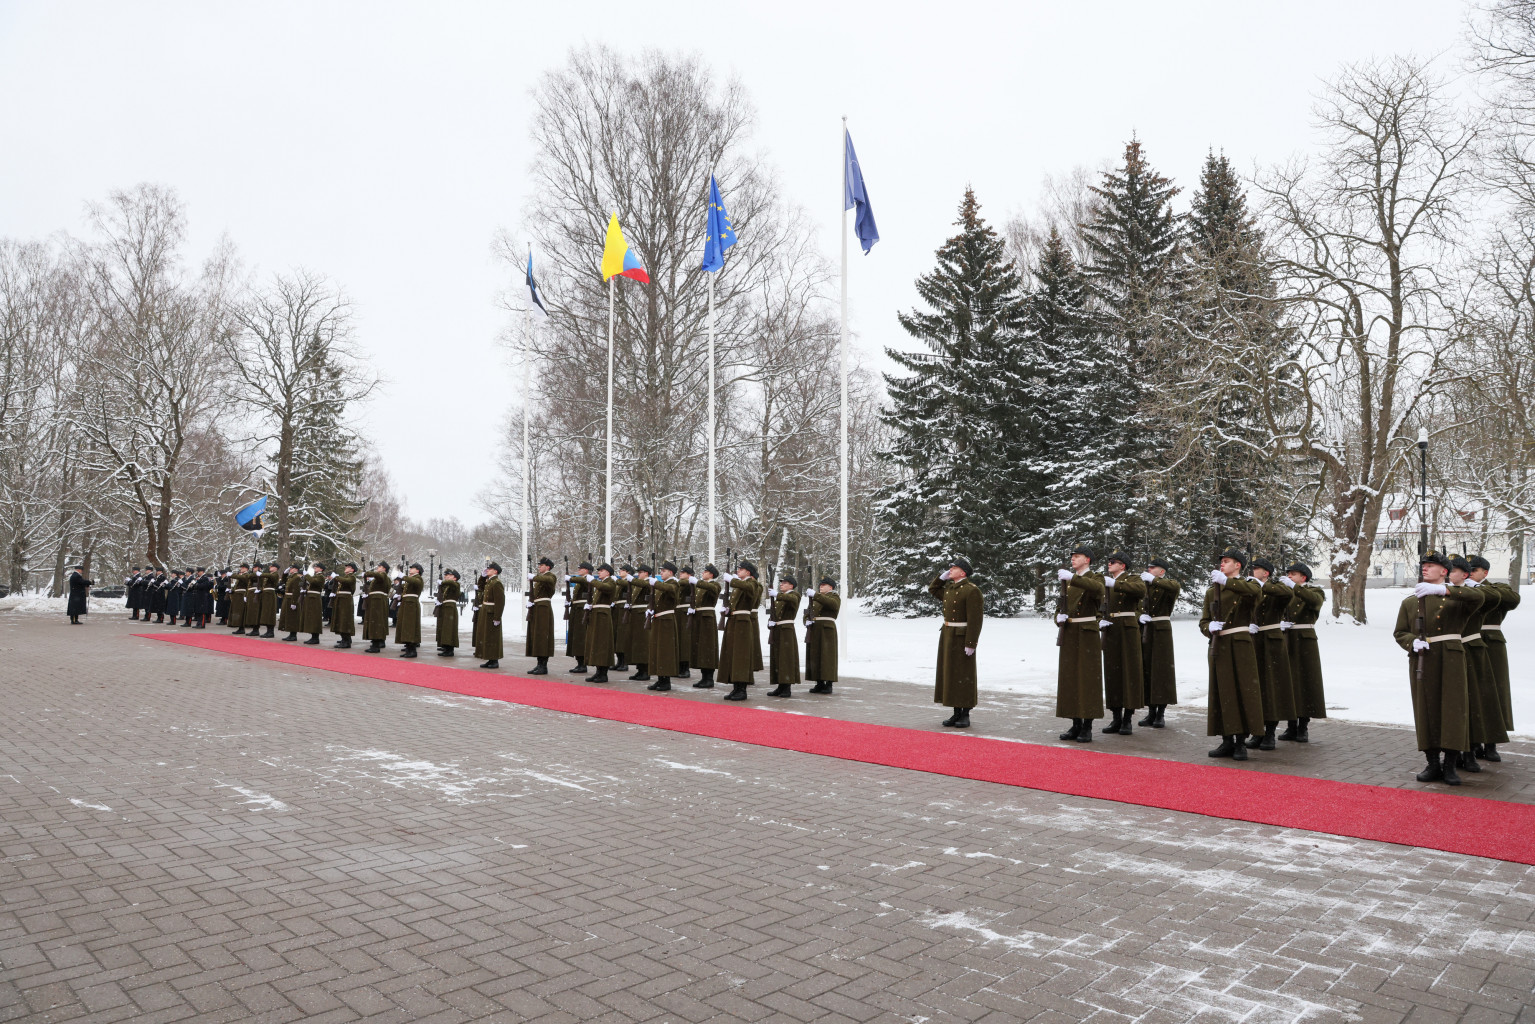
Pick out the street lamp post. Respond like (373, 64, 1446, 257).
(1417, 428, 1429, 559)
(427, 549, 437, 585)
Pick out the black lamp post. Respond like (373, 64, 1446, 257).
(1417, 428, 1429, 559)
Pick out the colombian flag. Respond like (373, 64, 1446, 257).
(601, 213, 650, 283)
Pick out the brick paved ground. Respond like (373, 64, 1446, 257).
(4, 611, 1535, 1023)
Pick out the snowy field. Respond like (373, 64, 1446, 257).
(13, 586, 1527, 737)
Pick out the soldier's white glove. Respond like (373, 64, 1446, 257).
(1414, 582, 1447, 598)
(940, 568, 953, 581)
(1057, 569, 1074, 582)
(648, 578, 655, 586)
(1056, 613, 1068, 624)
(564, 574, 571, 581)
(525, 600, 534, 608)
(1280, 576, 1295, 588)
(584, 574, 593, 581)
(492, 620, 500, 626)
(1105, 575, 1116, 588)
(1140, 572, 1155, 582)
(963, 647, 975, 657)
(1098, 619, 1112, 629)
(1138, 613, 1151, 624)
(1209, 620, 1225, 633)
(527, 573, 535, 580)
(1209, 570, 1228, 585)
(1464, 578, 1480, 587)
(1412, 638, 1431, 652)
(1247, 623, 1259, 634)
(1280, 621, 1293, 630)
(687, 608, 694, 615)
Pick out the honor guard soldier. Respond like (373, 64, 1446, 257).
(1450, 556, 1502, 774)
(1200, 548, 1264, 759)
(931, 557, 983, 729)
(280, 565, 302, 641)
(257, 562, 281, 638)
(434, 569, 462, 657)
(1099, 551, 1145, 735)
(470, 567, 486, 654)
(229, 564, 249, 633)
(584, 564, 618, 682)
(765, 574, 802, 698)
(690, 565, 722, 688)
(1473, 555, 1518, 759)
(299, 564, 325, 644)
(626, 566, 654, 681)
(190, 567, 214, 627)
(718, 561, 762, 700)
(1137, 558, 1178, 727)
(1247, 558, 1298, 751)
(394, 563, 424, 658)
(215, 568, 232, 624)
(525, 557, 557, 673)
(645, 562, 682, 690)
(565, 561, 594, 674)
(804, 577, 839, 694)
(1279, 562, 1325, 742)
(1394, 550, 1477, 785)
(166, 569, 185, 625)
(674, 566, 695, 679)
(149, 569, 168, 623)
(475, 562, 505, 668)
(612, 565, 633, 672)
(126, 567, 143, 620)
(362, 561, 392, 652)
(1055, 546, 1104, 741)
(331, 563, 358, 648)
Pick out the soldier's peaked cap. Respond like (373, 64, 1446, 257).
(485, 561, 501, 572)
(738, 560, 758, 575)
(620, 564, 634, 573)
(377, 560, 391, 571)
(780, 575, 797, 586)
(196, 566, 206, 572)
(636, 564, 652, 574)
(1251, 557, 1276, 573)
(1468, 554, 1491, 571)
(949, 557, 973, 574)
(239, 562, 250, 569)
(680, 566, 694, 575)
(1449, 555, 1473, 573)
(1148, 557, 1171, 570)
(578, 561, 594, 571)
(702, 563, 719, 576)
(408, 562, 423, 572)
(1071, 545, 1094, 559)
(820, 576, 836, 588)
(343, 561, 358, 572)
(1420, 550, 1450, 569)
(538, 556, 554, 568)
(1105, 551, 1130, 566)
(1284, 562, 1312, 580)
(597, 563, 613, 573)
(661, 560, 678, 572)
(442, 567, 459, 577)
(1218, 547, 1248, 567)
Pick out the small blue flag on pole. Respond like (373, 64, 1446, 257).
(844, 130, 879, 254)
(702, 175, 737, 273)
(235, 495, 267, 532)
(526, 249, 547, 316)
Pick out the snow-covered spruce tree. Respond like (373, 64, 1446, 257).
(286, 350, 369, 566)
(870, 189, 1034, 614)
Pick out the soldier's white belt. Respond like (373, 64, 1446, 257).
(1460, 632, 1481, 642)
(944, 620, 971, 627)
(1257, 623, 1285, 631)
(533, 597, 551, 603)
(1110, 611, 1137, 618)
(1147, 615, 1171, 622)
(1217, 626, 1249, 636)
(653, 609, 674, 618)
(1426, 633, 1462, 644)
(1289, 626, 1316, 636)
(731, 610, 754, 617)
(591, 604, 612, 612)
(1483, 626, 1502, 634)
(1067, 616, 1096, 624)
(570, 599, 587, 606)
(615, 601, 629, 607)
(814, 617, 838, 624)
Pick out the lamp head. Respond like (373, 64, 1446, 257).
(1417, 427, 1429, 449)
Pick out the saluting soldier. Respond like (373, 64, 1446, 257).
(395, 562, 424, 658)
(331, 563, 358, 648)
(1394, 550, 1477, 785)
(257, 563, 281, 638)
(1055, 546, 1104, 742)
(475, 562, 505, 669)
(1279, 561, 1325, 742)
(645, 562, 682, 691)
(804, 577, 840, 694)
(1451, 556, 1502, 775)
(434, 569, 461, 657)
(674, 566, 695, 679)
(361, 561, 392, 652)
(1247, 558, 1298, 751)
(690, 565, 722, 688)
(930, 558, 984, 728)
(279, 565, 303, 641)
(766, 575, 802, 698)
(1200, 548, 1264, 760)
(626, 566, 654, 681)
(584, 564, 618, 682)
(612, 565, 633, 672)
(565, 561, 594, 674)
(470, 567, 486, 654)
(525, 557, 557, 674)
(230, 563, 251, 634)
(1099, 551, 1145, 735)
(1474, 555, 1518, 759)
(191, 568, 214, 628)
(719, 561, 761, 700)
(1137, 558, 1178, 727)
(299, 563, 325, 644)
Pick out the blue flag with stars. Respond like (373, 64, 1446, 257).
(844, 129, 879, 254)
(701, 175, 736, 273)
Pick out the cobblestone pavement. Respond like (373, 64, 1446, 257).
(4, 612, 1535, 1023)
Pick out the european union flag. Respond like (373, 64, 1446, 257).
(701, 175, 736, 273)
(526, 249, 547, 316)
(844, 130, 879, 254)
(235, 495, 267, 533)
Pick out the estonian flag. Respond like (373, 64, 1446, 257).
(235, 496, 267, 533)
(526, 249, 547, 316)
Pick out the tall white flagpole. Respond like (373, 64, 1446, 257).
(606, 275, 615, 566)
(839, 118, 851, 652)
(521, 344, 531, 592)
(707, 268, 716, 568)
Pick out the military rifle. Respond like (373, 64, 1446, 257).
(1098, 571, 1113, 652)
(1414, 560, 1427, 684)
(1055, 560, 1070, 648)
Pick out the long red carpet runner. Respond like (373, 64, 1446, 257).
(140, 632, 1535, 866)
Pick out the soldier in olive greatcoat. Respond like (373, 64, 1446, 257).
(434, 569, 462, 656)
(525, 557, 558, 673)
(674, 567, 695, 679)
(255, 563, 280, 637)
(1394, 550, 1479, 785)
(1137, 558, 1179, 727)
(584, 564, 618, 682)
(612, 565, 633, 672)
(475, 562, 506, 668)
(331, 563, 358, 647)
(395, 562, 424, 658)
(362, 561, 392, 652)
(299, 563, 325, 644)
(931, 558, 984, 729)
(1200, 548, 1265, 759)
(1279, 562, 1326, 742)
(1450, 556, 1502, 775)
(1055, 546, 1105, 741)
(718, 561, 762, 700)
(645, 562, 682, 690)
(804, 577, 840, 694)
(625, 566, 654, 681)
(1099, 551, 1145, 735)
(1473, 555, 1518, 759)
(1247, 558, 1298, 750)
(765, 575, 802, 698)
(689, 565, 722, 688)
(565, 561, 594, 674)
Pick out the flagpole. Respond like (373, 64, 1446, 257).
(606, 274, 615, 566)
(521, 340, 531, 604)
(839, 117, 851, 642)
(707, 261, 716, 569)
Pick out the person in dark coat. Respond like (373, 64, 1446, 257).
(933, 558, 984, 728)
(765, 575, 802, 697)
(434, 569, 461, 656)
(395, 563, 424, 657)
(362, 562, 392, 652)
(1099, 551, 1145, 735)
(584, 564, 618, 681)
(1247, 558, 1298, 750)
(1200, 548, 1264, 760)
(689, 565, 721, 688)
(1056, 546, 1105, 741)
(1280, 561, 1326, 742)
(189, 568, 214, 628)
(645, 562, 682, 690)
(565, 561, 593, 674)
(331, 563, 358, 648)
(257, 563, 281, 637)
(126, 567, 143, 619)
(475, 562, 505, 668)
(166, 570, 185, 625)
(214, 569, 232, 624)
(1137, 557, 1179, 727)
(525, 557, 557, 673)
(1393, 550, 1478, 785)
(804, 577, 840, 694)
(147, 570, 168, 622)
(66, 565, 92, 624)
(299, 564, 325, 644)
(1474, 555, 1518, 760)
(718, 562, 762, 700)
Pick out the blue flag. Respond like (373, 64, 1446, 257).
(526, 249, 547, 315)
(235, 495, 267, 532)
(702, 175, 737, 273)
(844, 129, 879, 254)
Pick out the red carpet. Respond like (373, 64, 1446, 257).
(139, 631, 1535, 866)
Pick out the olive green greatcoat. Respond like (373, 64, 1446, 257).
(1482, 581, 1519, 732)
(805, 591, 840, 682)
(525, 571, 558, 658)
(1282, 583, 1327, 718)
(748, 578, 765, 671)
(1200, 578, 1265, 737)
(690, 579, 721, 669)
(1101, 572, 1146, 711)
(612, 576, 632, 659)
(299, 571, 325, 635)
(565, 574, 591, 659)
(361, 569, 391, 641)
(434, 579, 460, 647)
(718, 576, 760, 685)
(394, 573, 424, 645)
(768, 588, 802, 687)
(931, 575, 984, 709)
(229, 573, 248, 628)
(471, 574, 485, 650)
(474, 574, 505, 661)
(258, 569, 280, 627)
(278, 571, 302, 633)
(331, 572, 357, 636)
(648, 577, 681, 677)
(1056, 572, 1105, 719)
(585, 576, 617, 667)
(1252, 578, 1298, 724)
(1141, 575, 1179, 704)
(627, 578, 652, 664)
(1462, 584, 1508, 746)
(1393, 586, 1478, 752)
(674, 578, 694, 667)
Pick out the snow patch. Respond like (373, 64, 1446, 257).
(67, 798, 112, 812)
(214, 784, 289, 811)
(655, 759, 731, 775)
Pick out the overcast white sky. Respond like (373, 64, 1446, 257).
(0, 0, 1470, 526)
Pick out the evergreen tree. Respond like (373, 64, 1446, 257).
(870, 189, 1034, 614)
(286, 343, 368, 566)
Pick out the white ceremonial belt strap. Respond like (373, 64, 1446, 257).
(652, 609, 674, 617)
(1257, 622, 1285, 631)
(814, 617, 838, 624)
(1460, 632, 1481, 642)
(1110, 611, 1137, 618)
(1482, 626, 1502, 633)
(1426, 633, 1462, 644)
(1217, 626, 1249, 636)
(533, 597, 551, 603)
(1147, 615, 1172, 622)
(1067, 616, 1097, 623)
(732, 610, 754, 617)
(944, 621, 970, 627)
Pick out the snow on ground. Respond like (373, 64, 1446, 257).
(0, 592, 126, 614)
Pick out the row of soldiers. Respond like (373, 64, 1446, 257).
(124, 566, 217, 625)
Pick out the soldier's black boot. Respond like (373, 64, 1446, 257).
(677, 662, 690, 679)
(724, 683, 748, 701)
(1231, 735, 1249, 761)
(1277, 720, 1300, 742)
(1296, 717, 1311, 742)
(529, 658, 548, 675)
(568, 660, 586, 673)
(629, 664, 650, 681)
(613, 658, 628, 672)
(951, 708, 970, 729)
(1415, 749, 1444, 783)
(692, 668, 715, 689)
(810, 681, 832, 694)
(1137, 708, 1155, 727)
(1102, 709, 1124, 734)
(585, 666, 610, 682)
(400, 644, 417, 659)
(1458, 749, 1482, 773)
(336, 636, 352, 649)
(233, 625, 246, 635)
(1208, 736, 1237, 759)
(130, 610, 138, 620)
(480, 659, 499, 669)
(942, 708, 962, 727)
(1482, 743, 1502, 762)
(1257, 724, 1277, 751)
(648, 677, 672, 691)
(282, 631, 297, 642)
(1441, 750, 1463, 786)
(766, 683, 791, 697)
(1059, 719, 1082, 742)
(365, 640, 383, 653)
(1153, 705, 1168, 728)
(1118, 712, 1133, 736)
(1076, 720, 1093, 742)
(304, 633, 320, 645)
